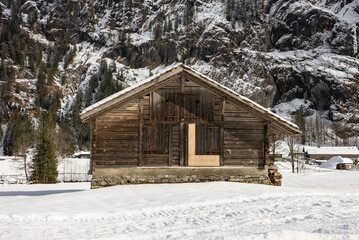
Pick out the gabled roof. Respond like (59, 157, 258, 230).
(80, 64, 301, 135)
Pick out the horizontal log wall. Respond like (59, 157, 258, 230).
(223, 101, 265, 167)
(94, 99, 140, 166)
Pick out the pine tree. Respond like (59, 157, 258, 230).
(175, 14, 179, 31)
(31, 111, 58, 183)
(56, 119, 75, 157)
(36, 61, 48, 108)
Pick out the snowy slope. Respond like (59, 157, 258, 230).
(0, 167, 358, 239)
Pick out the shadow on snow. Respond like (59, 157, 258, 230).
(0, 189, 85, 196)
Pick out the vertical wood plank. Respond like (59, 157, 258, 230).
(263, 122, 270, 166)
(138, 97, 144, 166)
(180, 123, 184, 166)
(180, 76, 185, 166)
(220, 98, 226, 166)
(180, 77, 185, 121)
(184, 123, 188, 166)
(150, 92, 153, 122)
(168, 124, 172, 166)
(90, 120, 95, 174)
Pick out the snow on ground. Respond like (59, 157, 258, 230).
(0, 157, 24, 176)
(0, 163, 358, 240)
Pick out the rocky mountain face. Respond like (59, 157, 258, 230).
(0, 0, 358, 151)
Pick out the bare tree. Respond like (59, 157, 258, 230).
(270, 135, 282, 161)
(286, 136, 295, 173)
(12, 118, 32, 181)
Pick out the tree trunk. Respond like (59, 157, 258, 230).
(296, 156, 299, 173)
(291, 153, 295, 173)
(23, 154, 29, 181)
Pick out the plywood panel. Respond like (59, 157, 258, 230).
(187, 124, 220, 166)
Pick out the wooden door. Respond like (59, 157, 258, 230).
(187, 123, 220, 166)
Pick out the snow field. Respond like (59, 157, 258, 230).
(0, 163, 358, 240)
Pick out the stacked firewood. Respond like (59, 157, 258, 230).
(268, 165, 282, 186)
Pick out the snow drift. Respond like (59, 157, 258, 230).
(320, 156, 353, 169)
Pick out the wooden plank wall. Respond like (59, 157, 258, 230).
(94, 99, 140, 166)
(92, 77, 267, 168)
(223, 101, 265, 167)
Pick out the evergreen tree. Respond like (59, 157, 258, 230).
(64, 46, 76, 69)
(153, 23, 162, 40)
(184, 2, 194, 25)
(31, 111, 58, 183)
(36, 61, 48, 108)
(2, 109, 32, 157)
(56, 119, 75, 157)
(175, 14, 179, 31)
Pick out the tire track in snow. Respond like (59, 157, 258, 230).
(1, 193, 358, 239)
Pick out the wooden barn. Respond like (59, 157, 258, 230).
(81, 64, 301, 188)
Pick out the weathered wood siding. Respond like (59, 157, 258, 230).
(93, 99, 140, 167)
(92, 77, 266, 168)
(223, 101, 265, 167)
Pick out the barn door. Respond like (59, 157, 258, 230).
(187, 123, 220, 166)
(142, 123, 170, 166)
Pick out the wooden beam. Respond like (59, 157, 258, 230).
(168, 124, 172, 166)
(179, 75, 185, 166)
(263, 122, 270, 166)
(138, 97, 144, 166)
(180, 76, 185, 121)
(149, 92, 153, 122)
(220, 98, 226, 166)
(180, 122, 184, 167)
(90, 120, 96, 174)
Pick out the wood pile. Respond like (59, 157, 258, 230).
(268, 165, 282, 186)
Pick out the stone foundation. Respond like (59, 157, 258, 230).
(91, 167, 271, 188)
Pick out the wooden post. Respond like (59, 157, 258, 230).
(263, 122, 270, 166)
(220, 98, 226, 166)
(90, 120, 96, 174)
(168, 124, 172, 166)
(138, 97, 144, 166)
(179, 76, 185, 166)
(180, 77, 185, 120)
(149, 92, 153, 122)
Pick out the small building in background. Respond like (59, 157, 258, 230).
(336, 163, 355, 170)
(304, 146, 359, 160)
(72, 151, 91, 159)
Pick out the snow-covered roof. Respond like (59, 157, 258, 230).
(81, 64, 301, 135)
(72, 151, 90, 157)
(304, 146, 359, 155)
